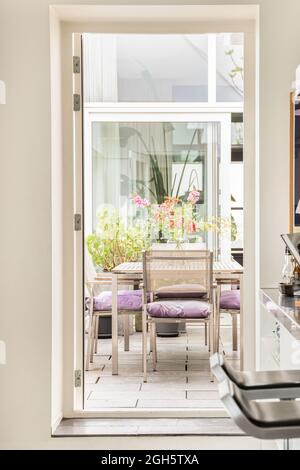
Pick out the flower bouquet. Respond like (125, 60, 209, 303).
(132, 190, 228, 248)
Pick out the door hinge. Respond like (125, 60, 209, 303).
(73, 93, 81, 111)
(74, 213, 82, 231)
(74, 370, 82, 388)
(73, 56, 81, 74)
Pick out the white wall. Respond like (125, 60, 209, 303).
(50, 8, 64, 430)
(0, 0, 299, 449)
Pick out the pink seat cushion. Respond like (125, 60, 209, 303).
(94, 290, 143, 311)
(220, 290, 240, 310)
(147, 300, 209, 318)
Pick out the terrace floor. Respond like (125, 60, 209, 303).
(84, 314, 240, 411)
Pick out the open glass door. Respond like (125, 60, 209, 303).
(82, 111, 232, 413)
(73, 31, 243, 414)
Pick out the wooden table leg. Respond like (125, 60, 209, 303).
(215, 284, 221, 353)
(112, 273, 118, 375)
(239, 274, 244, 370)
(124, 315, 129, 352)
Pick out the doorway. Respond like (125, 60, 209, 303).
(78, 32, 244, 413)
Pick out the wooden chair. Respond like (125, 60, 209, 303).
(84, 253, 142, 371)
(215, 280, 240, 354)
(141, 249, 217, 382)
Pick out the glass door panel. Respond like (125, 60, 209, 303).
(85, 115, 231, 262)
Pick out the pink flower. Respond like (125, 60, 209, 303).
(160, 203, 169, 214)
(175, 216, 183, 228)
(187, 221, 197, 233)
(132, 194, 150, 208)
(187, 190, 200, 204)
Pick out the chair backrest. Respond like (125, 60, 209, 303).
(84, 247, 104, 296)
(217, 378, 263, 438)
(85, 247, 97, 282)
(142, 249, 213, 301)
(210, 352, 246, 388)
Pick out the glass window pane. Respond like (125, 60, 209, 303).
(91, 121, 209, 226)
(231, 122, 244, 147)
(84, 34, 208, 102)
(230, 163, 243, 207)
(230, 162, 243, 250)
(216, 33, 244, 102)
(231, 209, 244, 249)
(88, 121, 224, 255)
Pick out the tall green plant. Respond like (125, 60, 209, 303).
(175, 129, 198, 198)
(120, 125, 200, 204)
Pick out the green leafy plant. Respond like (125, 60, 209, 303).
(86, 208, 150, 271)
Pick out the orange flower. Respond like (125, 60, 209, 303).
(164, 196, 179, 207)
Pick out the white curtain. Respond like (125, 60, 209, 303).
(83, 34, 121, 228)
(83, 34, 118, 102)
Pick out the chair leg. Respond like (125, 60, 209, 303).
(209, 317, 215, 382)
(232, 313, 238, 351)
(142, 309, 148, 382)
(90, 315, 97, 364)
(153, 323, 157, 365)
(94, 316, 99, 354)
(214, 285, 221, 354)
(151, 323, 157, 371)
(209, 317, 214, 355)
(150, 322, 153, 353)
(213, 297, 221, 354)
(124, 315, 130, 352)
(111, 273, 119, 375)
(85, 314, 95, 371)
(216, 309, 221, 353)
(204, 323, 208, 346)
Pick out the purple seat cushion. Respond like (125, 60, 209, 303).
(147, 300, 209, 319)
(94, 289, 143, 311)
(220, 290, 240, 310)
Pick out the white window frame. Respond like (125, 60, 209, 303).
(55, 5, 258, 420)
(83, 107, 234, 259)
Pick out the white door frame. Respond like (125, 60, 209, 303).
(72, 34, 84, 412)
(57, 7, 258, 419)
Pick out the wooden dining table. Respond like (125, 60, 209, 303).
(96, 259, 243, 375)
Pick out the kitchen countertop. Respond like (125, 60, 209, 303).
(261, 288, 300, 340)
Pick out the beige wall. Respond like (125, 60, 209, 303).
(0, 0, 299, 449)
